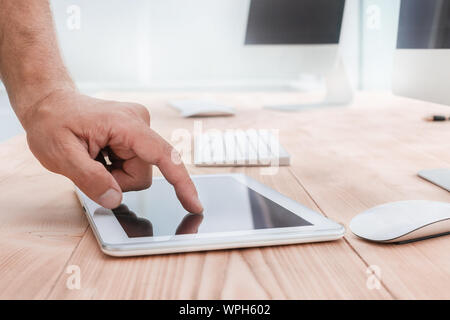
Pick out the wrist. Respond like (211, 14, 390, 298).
(18, 82, 77, 131)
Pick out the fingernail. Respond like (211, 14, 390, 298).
(98, 189, 122, 209)
(193, 196, 204, 213)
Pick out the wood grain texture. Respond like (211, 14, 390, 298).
(0, 136, 88, 299)
(281, 94, 450, 299)
(0, 91, 448, 299)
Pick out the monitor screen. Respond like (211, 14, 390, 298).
(245, 0, 346, 45)
(397, 0, 450, 49)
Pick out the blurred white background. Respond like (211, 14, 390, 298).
(0, 0, 402, 141)
(50, 0, 362, 90)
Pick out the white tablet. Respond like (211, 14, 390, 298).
(75, 174, 345, 257)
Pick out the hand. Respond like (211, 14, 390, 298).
(22, 89, 203, 213)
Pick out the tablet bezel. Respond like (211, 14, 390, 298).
(75, 174, 345, 256)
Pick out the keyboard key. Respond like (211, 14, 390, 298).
(210, 130, 225, 165)
(234, 130, 249, 165)
(257, 129, 272, 165)
(224, 130, 237, 165)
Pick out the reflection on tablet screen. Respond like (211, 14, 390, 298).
(109, 176, 312, 238)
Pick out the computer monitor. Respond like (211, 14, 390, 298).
(133, 0, 350, 92)
(392, 0, 450, 192)
(242, 0, 346, 85)
(244, 0, 353, 109)
(393, 0, 450, 106)
(245, 0, 345, 45)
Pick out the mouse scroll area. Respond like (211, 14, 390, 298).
(388, 219, 450, 244)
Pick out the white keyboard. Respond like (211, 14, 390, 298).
(194, 129, 290, 167)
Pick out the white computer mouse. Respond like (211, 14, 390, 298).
(349, 200, 450, 243)
(169, 100, 235, 118)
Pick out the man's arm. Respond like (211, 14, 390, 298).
(0, 0, 203, 212)
(0, 0, 74, 123)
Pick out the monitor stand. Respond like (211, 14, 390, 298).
(264, 56, 354, 111)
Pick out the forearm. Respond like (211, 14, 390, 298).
(0, 0, 75, 127)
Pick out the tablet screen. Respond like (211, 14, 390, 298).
(106, 176, 312, 238)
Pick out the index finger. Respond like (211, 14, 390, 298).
(131, 126, 203, 214)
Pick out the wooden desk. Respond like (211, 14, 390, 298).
(0, 92, 449, 299)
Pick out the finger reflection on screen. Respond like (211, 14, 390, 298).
(175, 213, 204, 235)
(111, 204, 154, 237)
(107, 204, 204, 238)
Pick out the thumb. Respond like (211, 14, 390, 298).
(62, 144, 122, 209)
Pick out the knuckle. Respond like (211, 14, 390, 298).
(131, 103, 151, 125)
(160, 142, 175, 163)
(170, 148, 182, 165)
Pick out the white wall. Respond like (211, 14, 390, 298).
(50, 0, 145, 85)
(360, 0, 401, 90)
(340, 0, 361, 90)
(50, 0, 361, 90)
